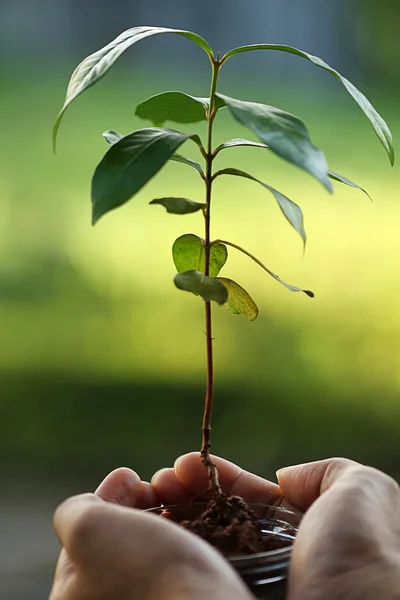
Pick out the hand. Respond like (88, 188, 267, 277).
(276, 458, 400, 600)
(49, 459, 273, 600)
(151, 455, 400, 600)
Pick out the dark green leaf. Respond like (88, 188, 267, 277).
(170, 154, 205, 177)
(136, 92, 208, 125)
(215, 239, 314, 297)
(214, 138, 269, 156)
(215, 168, 306, 245)
(218, 277, 259, 320)
(328, 171, 371, 200)
(53, 26, 213, 149)
(135, 91, 225, 125)
(222, 44, 394, 165)
(92, 128, 201, 224)
(174, 270, 228, 305)
(103, 130, 123, 145)
(172, 234, 227, 276)
(104, 133, 205, 177)
(150, 197, 206, 214)
(217, 94, 332, 192)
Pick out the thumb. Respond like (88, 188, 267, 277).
(276, 458, 358, 511)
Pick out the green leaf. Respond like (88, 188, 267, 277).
(103, 133, 205, 178)
(174, 270, 228, 305)
(170, 154, 205, 177)
(216, 94, 332, 192)
(328, 171, 371, 200)
(103, 129, 123, 145)
(53, 26, 213, 149)
(135, 91, 225, 125)
(210, 135, 371, 201)
(214, 138, 269, 156)
(150, 197, 206, 214)
(222, 44, 394, 165)
(218, 277, 259, 320)
(214, 239, 314, 297)
(215, 168, 306, 245)
(92, 128, 201, 224)
(172, 234, 227, 276)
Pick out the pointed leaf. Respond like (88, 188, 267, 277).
(92, 128, 201, 224)
(172, 234, 227, 276)
(135, 91, 225, 126)
(328, 171, 371, 200)
(170, 153, 205, 177)
(103, 129, 123, 145)
(136, 92, 208, 125)
(223, 44, 394, 165)
(215, 239, 314, 297)
(53, 26, 213, 148)
(103, 133, 205, 178)
(150, 197, 206, 214)
(215, 168, 306, 245)
(218, 277, 259, 321)
(217, 94, 332, 192)
(214, 137, 269, 155)
(174, 270, 228, 305)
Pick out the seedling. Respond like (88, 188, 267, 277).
(54, 26, 394, 496)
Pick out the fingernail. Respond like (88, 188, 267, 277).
(276, 467, 289, 480)
(151, 468, 169, 484)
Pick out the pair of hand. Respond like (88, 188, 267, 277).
(49, 454, 400, 600)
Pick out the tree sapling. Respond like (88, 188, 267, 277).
(54, 26, 394, 558)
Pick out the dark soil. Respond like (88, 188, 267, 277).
(179, 494, 287, 557)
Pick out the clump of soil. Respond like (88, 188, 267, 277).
(180, 494, 287, 557)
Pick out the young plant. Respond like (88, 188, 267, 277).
(54, 26, 394, 496)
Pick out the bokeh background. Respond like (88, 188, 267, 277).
(1, 0, 399, 597)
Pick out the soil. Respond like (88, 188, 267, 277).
(179, 494, 288, 557)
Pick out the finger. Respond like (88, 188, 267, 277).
(158, 452, 282, 504)
(176, 453, 281, 502)
(53, 493, 104, 554)
(151, 467, 194, 506)
(95, 467, 159, 508)
(276, 458, 359, 511)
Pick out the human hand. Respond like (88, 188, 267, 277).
(277, 458, 400, 600)
(49, 464, 259, 600)
(153, 454, 400, 600)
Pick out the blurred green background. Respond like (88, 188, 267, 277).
(0, 1, 399, 597)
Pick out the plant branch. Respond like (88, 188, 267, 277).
(201, 58, 222, 496)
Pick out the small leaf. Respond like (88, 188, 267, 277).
(170, 153, 205, 177)
(214, 138, 269, 155)
(150, 197, 206, 214)
(172, 234, 228, 277)
(216, 94, 332, 192)
(218, 278, 259, 321)
(222, 44, 394, 165)
(135, 91, 224, 125)
(328, 171, 371, 200)
(174, 270, 228, 305)
(215, 168, 306, 245)
(53, 26, 213, 149)
(103, 130, 123, 145)
(92, 128, 201, 224)
(215, 239, 314, 297)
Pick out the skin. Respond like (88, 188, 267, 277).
(50, 455, 400, 600)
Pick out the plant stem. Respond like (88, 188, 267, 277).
(201, 57, 222, 496)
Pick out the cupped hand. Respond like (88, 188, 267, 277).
(277, 458, 400, 600)
(49, 462, 257, 600)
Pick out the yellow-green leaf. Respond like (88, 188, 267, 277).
(218, 278, 259, 321)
